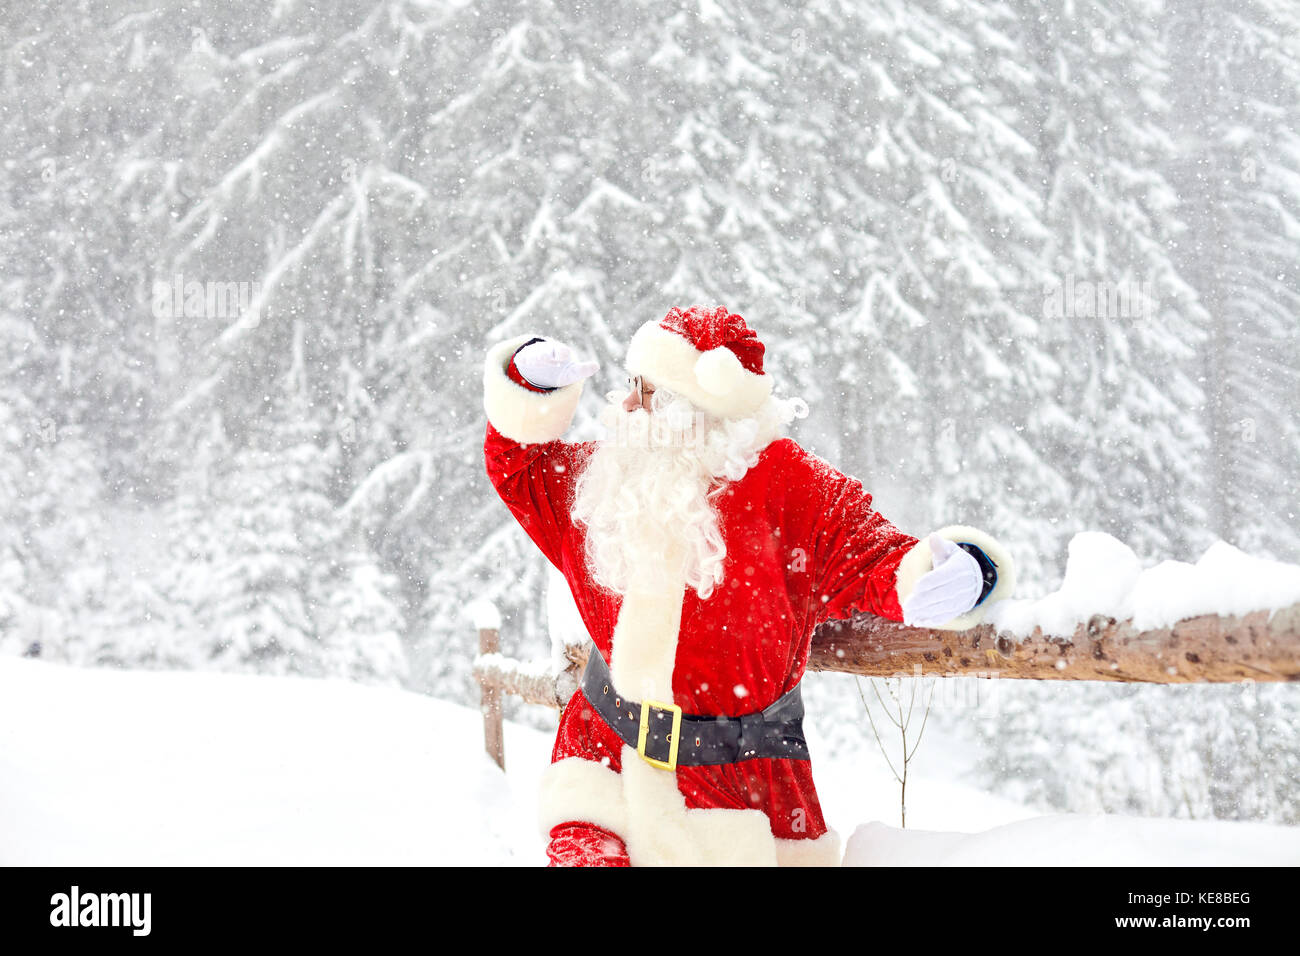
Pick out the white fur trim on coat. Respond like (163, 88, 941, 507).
(608, 552, 687, 704)
(618, 747, 776, 866)
(483, 334, 585, 444)
(538, 756, 628, 838)
(626, 321, 772, 421)
(894, 524, 1016, 631)
(775, 830, 843, 867)
(541, 748, 842, 866)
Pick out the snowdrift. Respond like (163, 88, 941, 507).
(1, 656, 1295, 865)
(845, 815, 1299, 866)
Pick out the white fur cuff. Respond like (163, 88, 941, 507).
(483, 334, 585, 444)
(538, 757, 628, 837)
(895, 524, 1015, 631)
(775, 829, 843, 867)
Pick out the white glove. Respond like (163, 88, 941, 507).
(513, 339, 599, 389)
(902, 533, 984, 628)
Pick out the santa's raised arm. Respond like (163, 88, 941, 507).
(483, 306, 1014, 867)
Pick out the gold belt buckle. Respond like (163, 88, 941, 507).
(637, 699, 683, 771)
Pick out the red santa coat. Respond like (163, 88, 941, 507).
(482, 334, 1012, 866)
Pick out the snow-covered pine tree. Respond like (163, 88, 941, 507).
(823, 0, 1070, 588)
(318, 539, 410, 685)
(191, 438, 329, 677)
(1, 4, 171, 503)
(0, 296, 108, 663)
(1020, 0, 1211, 566)
(1163, 0, 1300, 562)
(975, 679, 1300, 825)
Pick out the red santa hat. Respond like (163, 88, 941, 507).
(625, 306, 773, 420)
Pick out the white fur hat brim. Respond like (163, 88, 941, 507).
(626, 321, 772, 420)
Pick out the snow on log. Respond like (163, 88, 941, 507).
(473, 651, 581, 708)
(809, 601, 1300, 683)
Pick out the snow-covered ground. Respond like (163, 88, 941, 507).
(844, 814, 1300, 866)
(0, 656, 550, 866)
(2, 655, 1296, 866)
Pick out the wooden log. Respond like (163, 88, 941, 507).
(473, 652, 580, 709)
(563, 641, 589, 675)
(809, 601, 1300, 683)
(478, 627, 505, 769)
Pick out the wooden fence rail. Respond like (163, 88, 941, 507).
(472, 602, 1300, 769)
(810, 602, 1300, 683)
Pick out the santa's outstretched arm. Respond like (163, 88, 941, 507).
(776, 439, 1014, 630)
(483, 335, 597, 569)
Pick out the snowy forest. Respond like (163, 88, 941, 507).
(2, 0, 1298, 825)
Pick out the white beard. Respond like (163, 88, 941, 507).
(572, 389, 807, 600)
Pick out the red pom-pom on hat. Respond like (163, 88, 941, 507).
(659, 305, 766, 375)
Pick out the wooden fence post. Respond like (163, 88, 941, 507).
(479, 625, 505, 770)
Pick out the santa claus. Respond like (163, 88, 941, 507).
(483, 305, 1014, 866)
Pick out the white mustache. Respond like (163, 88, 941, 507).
(597, 395, 705, 448)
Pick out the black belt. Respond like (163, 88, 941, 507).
(580, 648, 809, 770)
